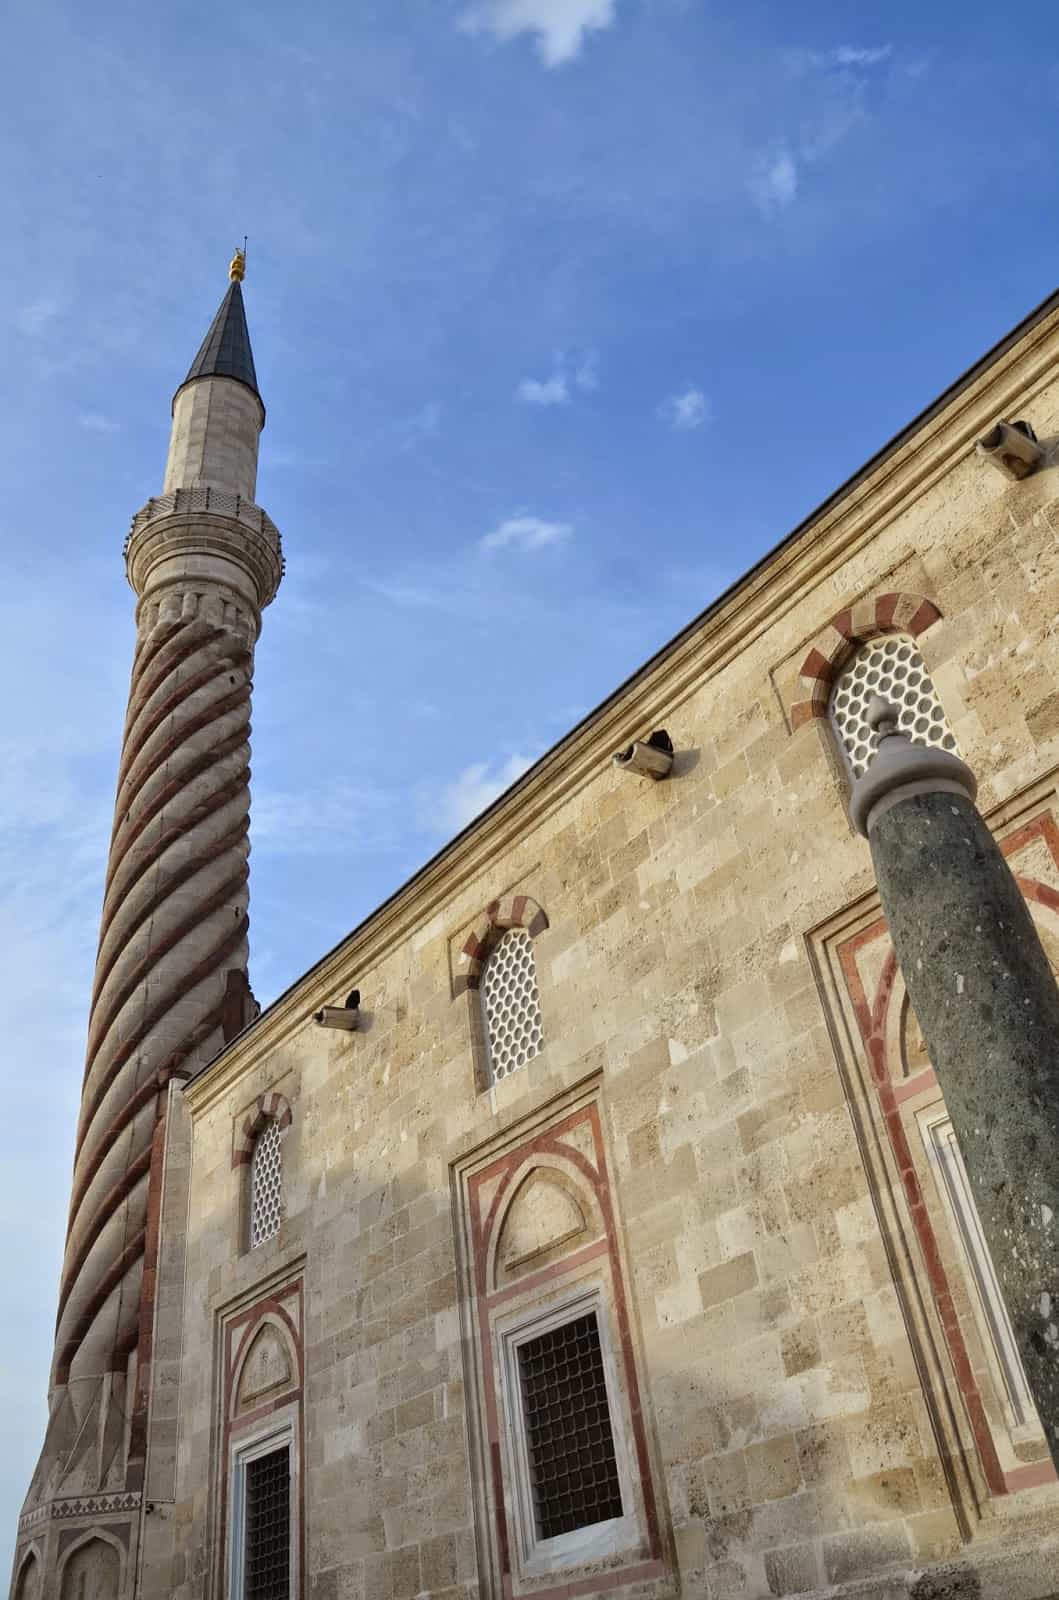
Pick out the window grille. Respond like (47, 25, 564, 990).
(249, 1121, 283, 1249)
(481, 927, 543, 1085)
(517, 1312, 623, 1541)
(244, 1445, 290, 1599)
(829, 633, 957, 779)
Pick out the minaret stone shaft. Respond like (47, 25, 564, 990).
(17, 253, 282, 1562)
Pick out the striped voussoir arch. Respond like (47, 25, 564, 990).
(790, 591, 942, 730)
(232, 1090, 294, 1169)
(453, 894, 549, 997)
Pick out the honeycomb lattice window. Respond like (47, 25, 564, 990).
(518, 1312, 623, 1540)
(481, 927, 543, 1085)
(830, 633, 957, 779)
(249, 1121, 283, 1249)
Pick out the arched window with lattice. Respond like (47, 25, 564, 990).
(829, 633, 957, 779)
(481, 927, 544, 1086)
(248, 1120, 284, 1249)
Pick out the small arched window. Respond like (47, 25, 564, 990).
(481, 927, 544, 1085)
(248, 1120, 283, 1249)
(829, 633, 957, 778)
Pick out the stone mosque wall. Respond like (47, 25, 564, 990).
(140, 303, 1059, 1599)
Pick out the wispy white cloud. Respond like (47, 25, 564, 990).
(16, 297, 62, 336)
(433, 752, 535, 833)
(409, 401, 441, 435)
(574, 353, 599, 392)
(479, 513, 573, 551)
(362, 577, 455, 610)
(831, 44, 892, 68)
(788, 43, 894, 76)
(459, 0, 618, 67)
(659, 385, 709, 431)
(78, 411, 121, 434)
(516, 351, 598, 406)
(253, 779, 400, 856)
(750, 149, 798, 216)
(758, 41, 895, 213)
(517, 372, 570, 406)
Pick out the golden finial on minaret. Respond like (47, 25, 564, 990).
(229, 241, 247, 282)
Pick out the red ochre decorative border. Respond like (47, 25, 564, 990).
(453, 894, 549, 997)
(231, 1089, 293, 1169)
(790, 591, 942, 730)
(218, 1278, 305, 1594)
(466, 1101, 663, 1599)
(837, 810, 1059, 1499)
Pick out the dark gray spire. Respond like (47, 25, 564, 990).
(179, 278, 260, 404)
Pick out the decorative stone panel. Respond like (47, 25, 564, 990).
(820, 808, 1059, 1504)
(214, 1276, 304, 1598)
(453, 1081, 670, 1600)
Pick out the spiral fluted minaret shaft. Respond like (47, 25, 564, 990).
(55, 597, 254, 1389)
(14, 263, 282, 1585)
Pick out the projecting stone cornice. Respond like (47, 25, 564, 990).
(124, 487, 284, 613)
(184, 289, 1059, 1117)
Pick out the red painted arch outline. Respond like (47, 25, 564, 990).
(791, 590, 942, 730)
(453, 892, 549, 996)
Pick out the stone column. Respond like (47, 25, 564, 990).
(851, 699, 1059, 1466)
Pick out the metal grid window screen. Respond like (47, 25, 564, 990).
(481, 927, 543, 1084)
(830, 633, 957, 779)
(517, 1313, 623, 1541)
(244, 1445, 290, 1599)
(249, 1121, 283, 1249)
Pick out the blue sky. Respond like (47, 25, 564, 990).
(2, 0, 1058, 1560)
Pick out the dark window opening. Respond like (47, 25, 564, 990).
(244, 1444, 290, 1599)
(518, 1312, 623, 1541)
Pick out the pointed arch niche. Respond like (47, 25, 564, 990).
(454, 1082, 670, 1599)
(57, 1530, 124, 1599)
(12, 1546, 41, 1600)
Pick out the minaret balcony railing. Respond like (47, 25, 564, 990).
(124, 485, 283, 560)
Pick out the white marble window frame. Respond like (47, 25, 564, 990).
(918, 1103, 1042, 1442)
(495, 1282, 642, 1581)
(228, 1405, 299, 1599)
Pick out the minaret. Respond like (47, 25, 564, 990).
(13, 253, 282, 1587)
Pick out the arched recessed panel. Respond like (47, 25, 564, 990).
(60, 1537, 120, 1600)
(488, 1159, 603, 1291)
(235, 1317, 295, 1414)
(13, 1551, 41, 1600)
(497, 1172, 588, 1280)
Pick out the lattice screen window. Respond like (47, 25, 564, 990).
(829, 633, 957, 779)
(517, 1312, 623, 1540)
(249, 1121, 283, 1249)
(242, 1444, 291, 1599)
(481, 927, 543, 1085)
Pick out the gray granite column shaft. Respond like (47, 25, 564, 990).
(854, 713, 1059, 1466)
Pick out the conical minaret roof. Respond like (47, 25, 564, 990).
(177, 251, 262, 411)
